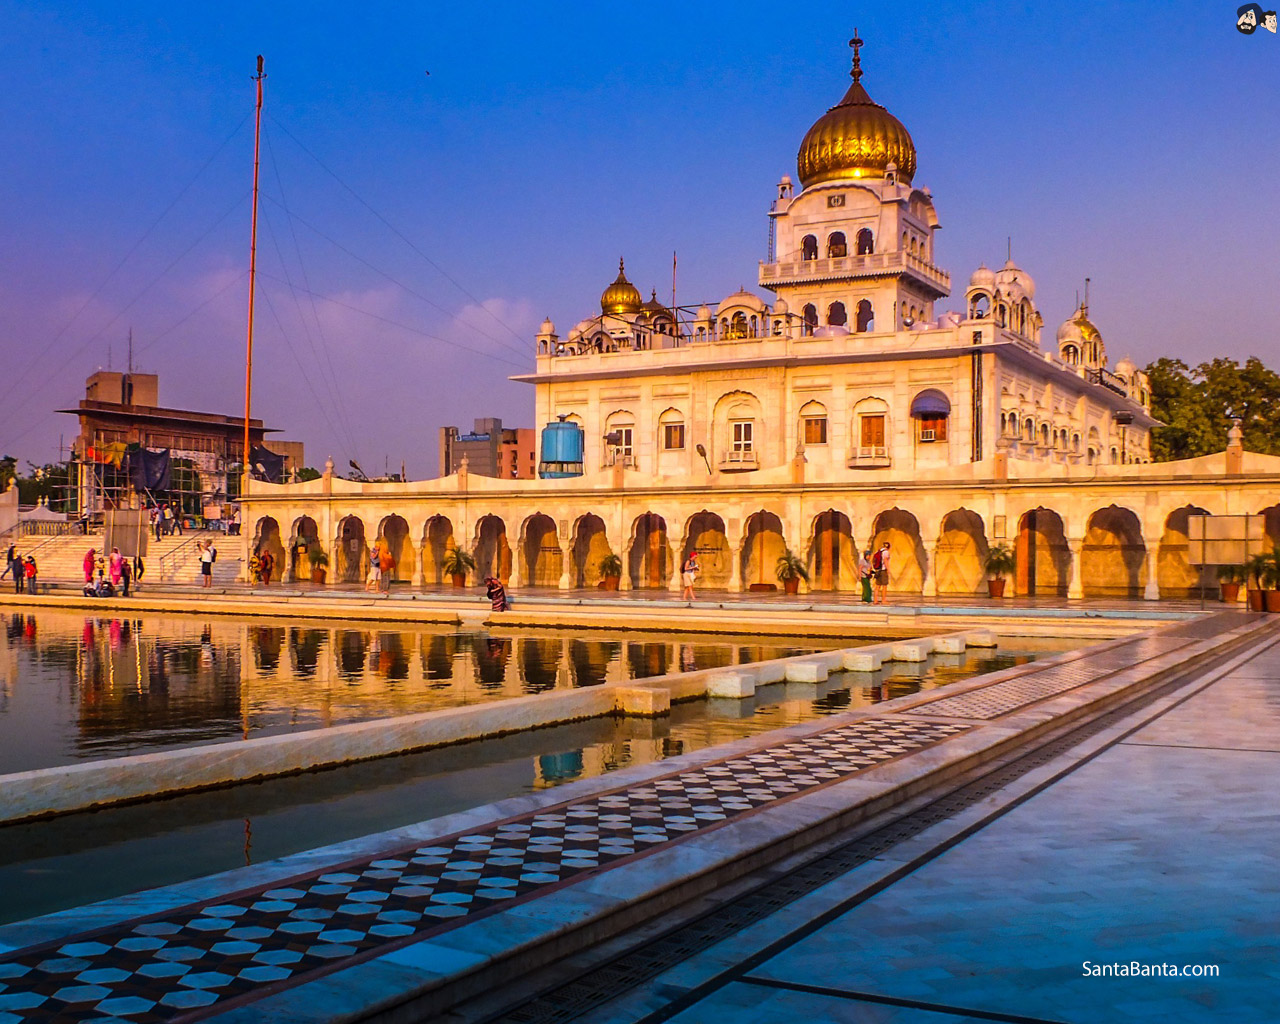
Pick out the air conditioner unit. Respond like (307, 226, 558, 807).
(920, 429, 936, 442)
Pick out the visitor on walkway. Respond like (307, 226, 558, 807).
(83, 548, 96, 584)
(257, 548, 273, 586)
(199, 540, 215, 588)
(23, 556, 37, 594)
(120, 556, 131, 597)
(162, 504, 174, 536)
(858, 549, 874, 603)
(108, 548, 123, 588)
(681, 550, 700, 601)
(872, 542, 891, 604)
(150, 506, 161, 541)
(133, 555, 145, 588)
(485, 575, 509, 612)
(9, 547, 24, 593)
(3, 544, 19, 585)
(378, 544, 394, 593)
(365, 543, 381, 592)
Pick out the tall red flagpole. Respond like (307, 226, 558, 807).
(243, 55, 265, 495)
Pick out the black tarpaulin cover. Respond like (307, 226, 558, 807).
(250, 445, 286, 483)
(127, 447, 171, 493)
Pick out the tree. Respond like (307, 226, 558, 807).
(1145, 356, 1280, 461)
(295, 466, 322, 482)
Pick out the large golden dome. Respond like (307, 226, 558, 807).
(601, 258, 642, 315)
(797, 35, 916, 189)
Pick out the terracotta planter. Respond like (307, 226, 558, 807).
(988, 577, 1007, 598)
(451, 573, 467, 588)
(749, 582, 778, 593)
(310, 568, 327, 585)
(602, 575, 620, 591)
(783, 577, 800, 595)
(1266, 590, 1280, 613)
(1219, 582, 1240, 603)
(1248, 589, 1264, 611)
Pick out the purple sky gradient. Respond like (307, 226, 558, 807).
(1, 1, 1277, 477)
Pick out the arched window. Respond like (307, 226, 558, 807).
(855, 299, 874, 332)
(827, 231, 847, 258)
(1040, 423, 1050, 447)
(911, 389, 950, 443)
(995, 303, 1007, 327)
(1063, 344, 1079, 365)
(827, 301, 847, 327)
(801, 235, 818, 261)
(1110, 447, 1119, 463)
(730, 312, 748, 338)
(970, 293, 990, 319)
(748, 314, 758, 337)
(855, 228, 874, 255)
(799, 400, 828, 446)
(658, 408, 685, 451)
(719, 317, 729, 338)
(1023, 417, 1035, 441)
(802, 304, 818, 336)
(910, 236, 918, 255)
(772, 318, 783, 336)
(1072, 433, 1081, 452)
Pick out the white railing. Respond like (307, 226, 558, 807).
(759, 251, 950, 290)
(849, 445, 891, 468)
(720, 450, 758, 469)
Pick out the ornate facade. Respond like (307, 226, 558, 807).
(242, 39, 1279, 600)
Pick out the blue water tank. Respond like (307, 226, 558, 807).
(539, 418, 584, 478)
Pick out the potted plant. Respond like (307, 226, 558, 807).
(775, 549, 809, 595)
(1265, 547, 1280, 613)
(442, 547, 476, 588)
(1216, 563, 1246, 604)
(598, 553, 623, 591)
(1246, 552, 1270, 611)
(307, 544, 329, 585)
(984, 544, 1016, 598)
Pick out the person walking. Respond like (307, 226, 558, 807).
(162, 504, 174, 536)
(872, 541, 891, 604)
(83, 548, 97, 585)
(11, 548, 23, 593)
(378, 543, 394, 593)
(258, 548, 273, 586)
(150, 506, 161, 541)
(858, 548, 874, 604)
(365, 542, 381, 593)
(681, 550, 700, 601)
(485, 575, 509, 612)
(23, 556, 37, 595)
(3, 544, 18, 585)
(120, 556, 132, 597)
(108, 548, 123, 588)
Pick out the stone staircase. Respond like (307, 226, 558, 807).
(9, 530, 245, 587)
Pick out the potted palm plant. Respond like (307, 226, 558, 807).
(442, 547, 476, 588)
(1216, 563, 1246, 604)
(307, 544, 329, 585)
(598, 553, 623, 591)
(984, 544, 1016, 598)
(1246, 552, 1270, 611)
(775, 549, 809, 595)
(1265, 547, 1280, 613)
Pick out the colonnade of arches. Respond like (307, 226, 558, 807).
(250, 501, 1280, 596)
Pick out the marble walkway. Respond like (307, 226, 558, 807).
(0, 613, 1263, 1024)
(577, 618, 1280, 1024)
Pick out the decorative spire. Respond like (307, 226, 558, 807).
(849, 29, 863, 83)
(619, 257, 626, 275)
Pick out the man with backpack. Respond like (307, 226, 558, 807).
(871, 541, 891, 604)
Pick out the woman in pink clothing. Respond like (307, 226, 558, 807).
(108, 547, 124, 587)
(83, 548, 96, 584)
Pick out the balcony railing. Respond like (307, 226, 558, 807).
(848, 445, 891, 469)
(719, 449, 758, 471)
(759, 251, 950, 294)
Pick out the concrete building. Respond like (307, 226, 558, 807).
(439, 418, 536, 480)
(62, 370, 303, 514)
(242, 39, 1280, 599)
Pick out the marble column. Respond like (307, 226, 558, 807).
(1067, 536, 1085, 600)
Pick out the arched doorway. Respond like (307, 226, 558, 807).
(521, 514, 562, 587)
(1015, 508, 1069, 596)
(253, 517, 286, 583)
(870, 508, 924, 592)
(335, 515, 367, 584)
(571, 514, 612, 587)
(809, 509, 856, 590)
(740, 511, 787, 591)
(1158, 505, 1211, 598)
(628, 513, 670, 589)
(474, 515, 511, 582)
(1082, 506, 1146, 598)
(936, 509, 988, 594)
(421, 515, 454, 585)
(378, 515, 414, 584)
(287, 515, 321, 582)
(682, 511, 731, 589)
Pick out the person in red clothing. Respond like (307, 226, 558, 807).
(83, 548, 96, 584)
(23, 556, 37, 594)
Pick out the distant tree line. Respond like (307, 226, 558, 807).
(1144, 356, 1280, 461)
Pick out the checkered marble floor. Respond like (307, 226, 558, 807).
(0, 718, 967, 1023)
(905, 634, 1195, 720)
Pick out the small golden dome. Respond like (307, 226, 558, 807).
(797, 35, 916, 189)
(601, 259, 642, 315)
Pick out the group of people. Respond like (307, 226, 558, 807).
(2, 545, 37, 593)
(149, 503, 184, 540)
(365, 541, 396, 593)
(248, 546, 273, 586)
(859, 542, 892, 604)
(81, 546, 142, 598)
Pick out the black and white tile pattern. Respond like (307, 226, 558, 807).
(0, 718, 967, 1023)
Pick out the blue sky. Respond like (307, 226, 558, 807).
(1, 1, 1276, 475)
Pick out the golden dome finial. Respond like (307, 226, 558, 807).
(601, 258, 642, 315)
(796, 34, 917, 188)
